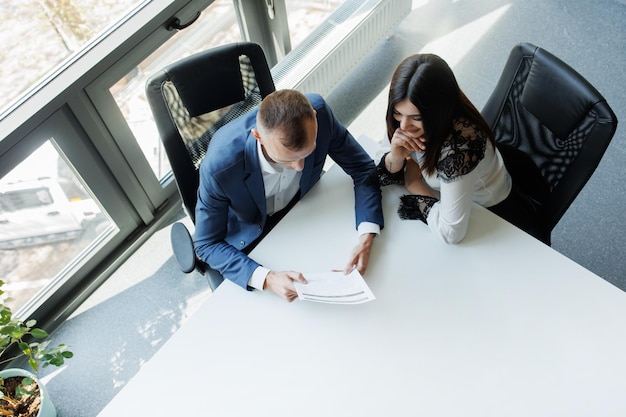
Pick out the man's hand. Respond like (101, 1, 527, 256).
(264, 270, 307, 302)
(343, 233, 375, 275)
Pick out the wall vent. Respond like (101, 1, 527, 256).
(272, 0, 412, 96)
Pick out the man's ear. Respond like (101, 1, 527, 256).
(251, 128, 262, 143)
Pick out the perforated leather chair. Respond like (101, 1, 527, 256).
(146, 42, 276, 290)
(482, 42, 617, 245)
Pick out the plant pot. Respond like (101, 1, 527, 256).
(0, 368, 56, 417)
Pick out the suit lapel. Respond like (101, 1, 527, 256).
(299, 153, 316, 196)
(244, 133, 266, 215)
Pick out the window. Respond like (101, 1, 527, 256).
(0, 0, 147, 116)
(0, 141, 112, 311)
(108, 0, 345, 181)
(110, 0, 242, 180)
(0, 109, 133, 317)
(1, 0, 349, 327)
(286, 0, 344, 49)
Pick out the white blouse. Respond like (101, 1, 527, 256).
(377, 119, 511, 244)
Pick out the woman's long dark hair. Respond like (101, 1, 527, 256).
(386, 54, 495, 175)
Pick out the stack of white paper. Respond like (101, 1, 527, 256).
(294, 269, 376, 304)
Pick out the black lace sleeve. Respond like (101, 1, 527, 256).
(397, 194, 439, 224)
(376, 153, 406, 186)
(437, 119, 487, 182)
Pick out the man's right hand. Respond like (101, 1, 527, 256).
(264, 270, 308, 302)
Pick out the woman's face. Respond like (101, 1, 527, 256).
(392, 98, 425, 140)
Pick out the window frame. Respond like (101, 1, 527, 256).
(0, 0, 299, 332)
(0, 0, 231, 329)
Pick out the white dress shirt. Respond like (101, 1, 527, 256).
(257, 140, 301, 215)
(249, 140, 379, 290)
(376, 125, 511, 245)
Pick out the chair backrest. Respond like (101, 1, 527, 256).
(145, 42, 276, 223)
(482, 42, 617, 235)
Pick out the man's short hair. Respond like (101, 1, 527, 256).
(257, 90, 316, 150)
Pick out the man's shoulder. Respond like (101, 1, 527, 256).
(305, 93, 326, 109)
(201, 143, 247, 179)
(202, 124, 252, 175)
(304, 93, 336, 128)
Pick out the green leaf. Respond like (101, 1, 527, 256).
(31, 328, 48, 339)
(0, 281, 73, 371)
(0, 337, 9, 348)
(49, 357, 64, 366)
(16, 383, 36, 399)
(18, 341, 31, 355)
(0, 309, 11, 326)
(28, 357, 39, 371)
(0, 325, 16, 335)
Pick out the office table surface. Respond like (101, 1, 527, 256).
(97, 157, 626, 416)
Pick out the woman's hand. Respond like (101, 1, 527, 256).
(391, 128, 427, 154)
(386, 128, 427, 173)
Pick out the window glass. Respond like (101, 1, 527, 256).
(0, 0, 145, 115)
(0, 141, 113, 312)
(110, 0, 242, 179)
(286, 0, 345, 49)
(111, 0, 347, 181)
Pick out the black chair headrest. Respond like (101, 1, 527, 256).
(521, 47, 604, 139)
(163, 44, 254, 117)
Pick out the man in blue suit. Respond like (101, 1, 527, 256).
(194, 90, 383, 302)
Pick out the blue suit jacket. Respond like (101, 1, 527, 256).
(194, 94, 383, 289)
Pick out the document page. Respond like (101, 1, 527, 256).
(294, 269, 376, 304)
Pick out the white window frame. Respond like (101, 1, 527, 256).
(0, 0, 259, 329)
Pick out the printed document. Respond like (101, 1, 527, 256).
(294, 269, 375, 304)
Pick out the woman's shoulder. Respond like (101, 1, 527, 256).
(452, 117, 488, 142)
(437, 117, 488, 181)
(441, 117, 488, 152)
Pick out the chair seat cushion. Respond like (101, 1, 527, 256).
(498, 143, 550, 210)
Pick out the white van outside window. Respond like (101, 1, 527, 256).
(0, 178, 83, 249)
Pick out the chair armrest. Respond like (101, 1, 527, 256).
(170, 222, 196, 273)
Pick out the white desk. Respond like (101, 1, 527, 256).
(98, 141, 626, 417)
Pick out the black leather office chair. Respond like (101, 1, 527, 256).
(482, 42, 617, 245)
(145, 42, 276, 290)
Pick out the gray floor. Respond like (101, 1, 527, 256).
(41, 1, 626, 416)
(329, 0, 626, 291)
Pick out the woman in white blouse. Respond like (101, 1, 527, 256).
(377, 54, 535, 244)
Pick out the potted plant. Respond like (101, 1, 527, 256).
(0, 280, 73, 417)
